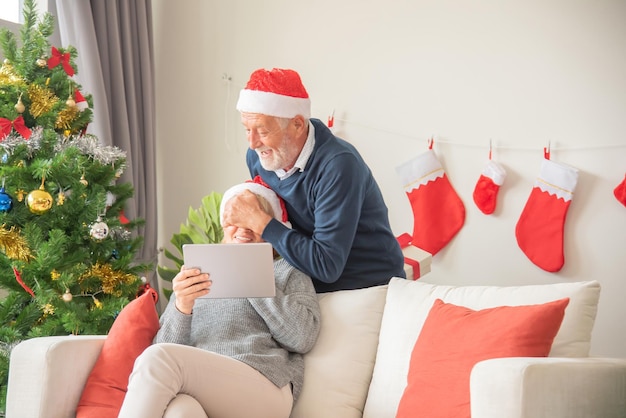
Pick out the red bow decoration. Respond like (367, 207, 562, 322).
(47, 46, 75, 76)
(0, 115, 32, 140)
(13, 266, 36, 298)
(119, 209, 130, 225)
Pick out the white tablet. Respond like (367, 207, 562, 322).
(182, 243, 276, 298)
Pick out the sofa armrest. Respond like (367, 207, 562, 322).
(470, 357, 626, 418)
(6, 335, 106, 418)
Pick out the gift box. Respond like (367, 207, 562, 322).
(397, 233, 432, 280)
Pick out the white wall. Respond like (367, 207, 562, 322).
(153, 0, 626, 357)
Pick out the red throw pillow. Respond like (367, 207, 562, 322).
(76, 288, 160, 418)
(396, 297, 569, 418)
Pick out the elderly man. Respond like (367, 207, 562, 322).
(222, 68, 405, 292)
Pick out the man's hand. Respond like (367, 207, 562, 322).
(172, 267, 211, 314)
(222, 189, 273, 235)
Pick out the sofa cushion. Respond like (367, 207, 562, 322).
(362, 279, 600, 418)
(291, 285, 388, 418)
(395, 297, 569, 418)
(76, 288, 160, 418)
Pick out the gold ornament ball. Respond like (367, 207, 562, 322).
(62, 290, 73, 302)
(14, 97, 25, 113)
(66, 97, 76, 108)
(27, 188, 53, 214)
(36, 58, 47, 67)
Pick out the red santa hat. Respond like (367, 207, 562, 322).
(75, 89, 89, 111)
(220, 176, 291, 228)
(236, 68, 311, 119)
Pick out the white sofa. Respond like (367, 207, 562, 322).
(6, 278, 626, 418)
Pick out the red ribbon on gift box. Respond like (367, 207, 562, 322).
(397, 233, 421, 280)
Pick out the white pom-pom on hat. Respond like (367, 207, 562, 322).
(220, 176, 291, 228)
(236, 68, 311, 119)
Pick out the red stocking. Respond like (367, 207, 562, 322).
(396, 148, 465, 255)
(515, 154, 579, 272)
(473, 160, 506, 215)
(614, 174, 626, 207)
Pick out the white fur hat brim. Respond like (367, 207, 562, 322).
(236, 89, 311, 119)
(220, 182, 291, 228)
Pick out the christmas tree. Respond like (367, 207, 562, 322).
(0, 0, 151, 410)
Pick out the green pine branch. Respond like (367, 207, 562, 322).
(0, 1, 153, 411)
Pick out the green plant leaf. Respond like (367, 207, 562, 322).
(156, 265, 177, 282)
(158, 192, 223, 284)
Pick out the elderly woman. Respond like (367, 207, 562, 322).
(118, 178, 321, 418)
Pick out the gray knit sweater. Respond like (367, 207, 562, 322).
(155, 258, 321, 400)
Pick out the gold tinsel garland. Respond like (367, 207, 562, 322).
(79, 262, 137, 297)
(55, 105, 79, 131)
(28, 83, 58, 118)
(0, 224, 32, 261)
(0, 61, 25, 87)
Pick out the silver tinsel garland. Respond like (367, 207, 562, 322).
(0, 127, 43, 158)
(0, 127, 127, 169)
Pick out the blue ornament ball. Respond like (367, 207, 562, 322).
(1, 154, 8, 164)
(0, 187, 12, 213)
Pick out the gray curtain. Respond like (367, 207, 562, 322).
(54, 0, 159, 289)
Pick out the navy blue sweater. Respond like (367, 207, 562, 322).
(248, 118, 405, 292)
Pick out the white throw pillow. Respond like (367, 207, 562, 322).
(362, 279, 600, 418)
(291, 285, 388, 418)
